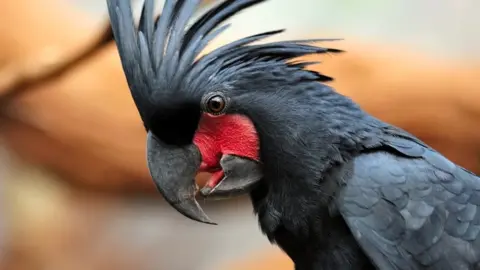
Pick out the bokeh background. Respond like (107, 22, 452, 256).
(1, 0, 479, 269)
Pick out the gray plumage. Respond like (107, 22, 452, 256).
(338, 134, 480, 269)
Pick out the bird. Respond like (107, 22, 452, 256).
(106, 0, 480, 269)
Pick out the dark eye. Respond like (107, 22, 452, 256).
(202, 92, 229, 115)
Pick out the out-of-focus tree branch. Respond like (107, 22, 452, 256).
(0, 0, 110, 96)
(0, 23, 113, 106)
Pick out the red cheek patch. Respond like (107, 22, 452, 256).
(193, 113, 260, 186)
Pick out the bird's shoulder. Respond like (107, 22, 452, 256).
(336, 130, 480, 269)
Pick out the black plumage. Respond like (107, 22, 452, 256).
(107, 0, 338, 143)
(107, 0, 480, 269)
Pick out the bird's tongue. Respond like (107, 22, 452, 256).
(198, 161, 225, 188)
(199, 154, 263, 198)
(204, 170, 225, 189)
(197, 160, 226, 193)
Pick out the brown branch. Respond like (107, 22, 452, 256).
(0, 22, 113, 108)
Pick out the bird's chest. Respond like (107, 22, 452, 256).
(251, 193, 336, 263)
(266, 214, 370, 270)
(249, 178, 371, 270)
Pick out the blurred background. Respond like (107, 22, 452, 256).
(1, 0, 479, 269)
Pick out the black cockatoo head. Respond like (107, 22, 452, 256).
(107, 0, 341, 224)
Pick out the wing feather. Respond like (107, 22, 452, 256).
(338, 138, 480, 269)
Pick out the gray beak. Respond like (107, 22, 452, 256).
(146, 131, 215, 225)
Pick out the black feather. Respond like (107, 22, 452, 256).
(107, 0, 342, 129)
(139, 0, 155, 53)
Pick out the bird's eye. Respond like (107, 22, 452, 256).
(207, 96, 225, 112)
(202, 92, 229, 115)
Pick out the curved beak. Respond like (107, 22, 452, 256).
(146, 131, 216, 225)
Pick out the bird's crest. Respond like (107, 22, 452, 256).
(107, 0, 342, 125)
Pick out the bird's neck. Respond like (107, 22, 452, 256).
(246, 84, 375, 231)
(248, 155, 374, 269)
(243, 84, 380, 269)
(249, 166, 372, 270)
